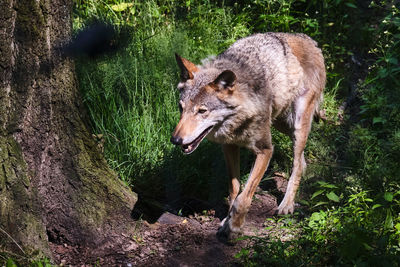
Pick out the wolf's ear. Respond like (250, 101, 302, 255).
(213, 70, 236, 91)
(175, 53, 198, 82)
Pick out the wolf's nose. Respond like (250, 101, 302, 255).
(170, 136, 183, 145)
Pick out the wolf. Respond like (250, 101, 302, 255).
(170, 32, 326, 241)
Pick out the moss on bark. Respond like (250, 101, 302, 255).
(0, 136, 50, 256)
(14, 0, 46, 43)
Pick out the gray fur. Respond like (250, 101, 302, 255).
(172, 32, 326, 238)
(176, 33, 323, 152)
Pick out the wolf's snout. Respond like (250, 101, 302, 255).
(170, 135, 183, 145)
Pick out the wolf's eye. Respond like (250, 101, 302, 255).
(198, 107, 208, 114)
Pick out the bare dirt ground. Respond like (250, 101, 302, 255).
(53, 177, 288, 266)
(129, 191, 277, 267)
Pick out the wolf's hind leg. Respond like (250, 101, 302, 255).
(222, 144, 240, 209)
(277, 92, 317, 215)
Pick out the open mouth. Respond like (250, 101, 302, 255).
(181, 126, 213, 154)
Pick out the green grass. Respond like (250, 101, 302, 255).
(79, 37, 178, 182)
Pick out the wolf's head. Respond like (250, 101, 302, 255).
(170, 54, 238, 154)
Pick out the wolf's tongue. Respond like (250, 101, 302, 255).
(181, 126, 213, 155)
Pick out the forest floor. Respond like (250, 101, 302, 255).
(131, 191, 278, 267)
(52, 176, 294, 266)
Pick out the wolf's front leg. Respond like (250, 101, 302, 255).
(217, 148, 273, 242)
(222, 144, 240, 208)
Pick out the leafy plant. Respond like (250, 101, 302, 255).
(237, 191, 400, 266)
(303, 181, 342, 210)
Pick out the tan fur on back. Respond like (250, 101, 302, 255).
(285, 34, 326, 95)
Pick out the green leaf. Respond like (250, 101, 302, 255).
(6, 259, 17, 267)
(385, 210, 393, 229)
(388, 57, 398, 65)
(363, 242, 374, 251)
(378, 69, 388, 78)
(317, 181, 338, 189)
(323, 184, 338, 189)
(298, 199, 310, 206)
(310, 212, 322, 221)
(384, 192, 393, 202)
(311, 189, 325, 200)
(111, 2, 134, 12)
(373, 117, 384, 124)
(372, 204, 382, 209)
(345, 2, 357, 8)
(326, 191, 340, 202)
(313, 201, 328, 207)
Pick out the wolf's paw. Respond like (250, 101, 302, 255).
(216, 217, 241, 244)
(216, 222, 231, 244)
(276, 200, 295, 215)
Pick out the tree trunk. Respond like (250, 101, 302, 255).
(0, 0, 137, 263)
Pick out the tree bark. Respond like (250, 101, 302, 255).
(0, 0, 137, 263)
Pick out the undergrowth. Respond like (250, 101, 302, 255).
(70, 0, 400, 265)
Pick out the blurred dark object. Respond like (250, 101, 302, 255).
(62, 22, 129, 59)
